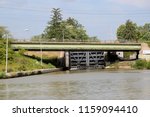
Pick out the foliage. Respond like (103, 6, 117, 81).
(146, 61, 150, 69)
(0, 26, 7, 38)
(0, 26, 12, 39)
(123, 52, 135, 59)
(43, 8, 63, 41)
(117, 25, 126, 41)
(40, 8, 90, 42)
(0, 72, 6, 79)
(133, 59, 147, 69)
(0, 39, 15, 63)
(18, 48, 26, 55)
(0, 52, 55, 72)
(138, 23, 150, 41)
(0, 39, 54, 72)
(117, 20, 150, 42)
(117, 20, 139, 42)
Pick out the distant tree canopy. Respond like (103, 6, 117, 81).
(117, 20, 150, 42)
(117, 20, 139, 42)
(0, 26, 9, 39)
(32, 8, 92, 42)
(138, 23, 150, 41)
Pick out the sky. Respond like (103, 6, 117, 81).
(0, 0, 150, 40)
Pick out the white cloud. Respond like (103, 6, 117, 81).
(110, 0, 150, 8)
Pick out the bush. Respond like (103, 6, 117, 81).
(124, 52, 134, 59)
(18, 65, 27, 71)
(146, 61, 150, 69)
(18, 48, 26, 55)
(0, 72, 6, 79)
(133, 59, 147, 69)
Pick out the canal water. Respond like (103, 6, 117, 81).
(0, 70, 150, 100)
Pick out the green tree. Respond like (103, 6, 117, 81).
(41, 8, 90, 42)
(138, 23, 150, 41)
(64, 17, 89, 41)
(43, 8, 63, 41)
(66, 17, 82, 29)
(117, 20, 139, 42)
(117, 24, 126, 41)
(0, 26, 9, 39)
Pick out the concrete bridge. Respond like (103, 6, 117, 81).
(11, 42, 141, 51)
(11, 42, 141, 69)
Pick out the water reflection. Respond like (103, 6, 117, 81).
(0, 70, 150, 100)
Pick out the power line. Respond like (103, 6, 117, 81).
(0, 6, 150, 16)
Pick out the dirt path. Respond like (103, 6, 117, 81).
(140, 43, 150, 60)
(140, 43, 150, 52)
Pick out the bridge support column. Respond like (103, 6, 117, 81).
(136, 51, 139, 59)
(64, 51, 70, 70)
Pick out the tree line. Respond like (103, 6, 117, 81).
(1, 8, 150, 43)
(31, 8, 99, 42)
(117, 20, 150, 42)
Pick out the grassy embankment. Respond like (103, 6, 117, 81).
(133, 59, 150, 69)
(0, 53, 55, 78)
(0, 39, 55, 78)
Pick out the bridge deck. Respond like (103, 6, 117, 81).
(11, 42, 141, 51)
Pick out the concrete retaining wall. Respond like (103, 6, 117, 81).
(5, 68, 63, 79)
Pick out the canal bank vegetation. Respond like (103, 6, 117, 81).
(0, 52, 55, 78)
(106, 61, 134, 70)
(132, 59, 150, 69)
(106, 59, 150, 70)
(117, 20, 150, 42)
(0, 38, 55, 78)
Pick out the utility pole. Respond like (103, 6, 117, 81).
(5, 34, 8, 74)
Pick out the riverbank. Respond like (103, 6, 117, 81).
(1, 60, 150, 79)
(0, 68, 63, 79)
(105, 61, 134, 70)
(106, 60, 150, 70)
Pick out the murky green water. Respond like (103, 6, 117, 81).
(0, 70, 150, 100)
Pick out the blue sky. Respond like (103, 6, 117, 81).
(0, 0, 150, 40)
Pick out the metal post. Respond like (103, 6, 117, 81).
(62, 29, 64, 42)
(5, 34, 8, 74)
(40, 39, 43, 66)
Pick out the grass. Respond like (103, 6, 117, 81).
(133, 59, 150, 69)
(0, 53, 55, 73)
(0, 72, 5, 79)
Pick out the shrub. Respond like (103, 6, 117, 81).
(133, 59, 147, 69)
(0, 72, 6, 79)
(146, 61, 150, 69)
(124, 52, 134, 59)
(18, 48, 26, 55)
(18, 65, 27, 71)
